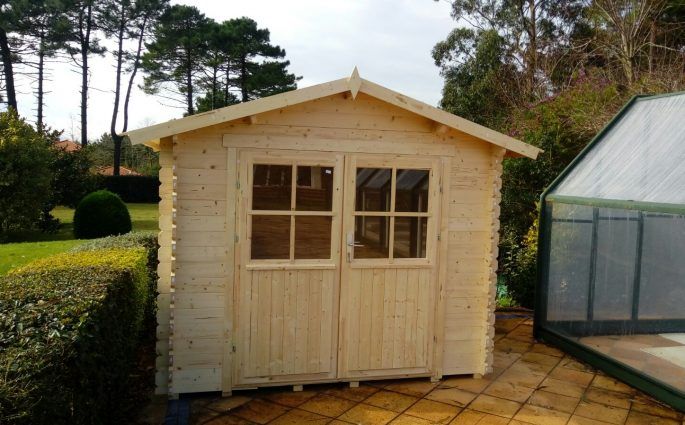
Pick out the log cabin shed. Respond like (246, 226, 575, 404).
(126, 68, 541, 397)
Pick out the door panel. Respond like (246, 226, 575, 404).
(242, 268, 336, 378)
(345, 267, 431, 372)
(339, 155, 441, 379)
(235, 151, 342, 385)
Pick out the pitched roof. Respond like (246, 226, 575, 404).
(95, 166, 142, 176)
(54, 139, 81, 152)
(125, 68, 541, 159)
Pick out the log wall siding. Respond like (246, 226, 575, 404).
(156, 137, 173, 394)
(484, 147, 505, 375)
(170, 130, 228, 395)
(157, 92, 501, 394)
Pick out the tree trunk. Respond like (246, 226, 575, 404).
(0, 28, 17, 111)
(123, 16, 148, 134)
(79, 3, 93, 146)
(240, 57, 248, 102)
(111, 8, 126, 176)
(527, 0, 537, 94)
(186, 54, 194, 115)
(37, 49, 44, 131)
(211, 65, 217, 109)
(224, 67, 230, 104)
(80, 47, 88, 145)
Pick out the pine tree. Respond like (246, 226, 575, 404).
(141, 5, 211, 116)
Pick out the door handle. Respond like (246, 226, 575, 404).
(346, 233, 363, 262)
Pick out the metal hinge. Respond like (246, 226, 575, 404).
(236, 180, 240, 189)
(234, 233, 239, 243)
(232, 344, 236, 353)
(437, 233, 441, 241)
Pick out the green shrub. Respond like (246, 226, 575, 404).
(0, 111, 54, 236)
(501, 217, 539, 308)
(0, 248, 150, 424)
(50, 146, 99, 209)
(73, 190, 132, 239)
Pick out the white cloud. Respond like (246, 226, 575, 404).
(12, 0, 456, 142)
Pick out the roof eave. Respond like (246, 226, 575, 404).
(125, 68, 541, 159)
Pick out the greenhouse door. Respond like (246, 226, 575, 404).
(234, 150, 344, 386)
(338, 154, 441, 379)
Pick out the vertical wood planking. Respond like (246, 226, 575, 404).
(258, 271, 272, 376)
(307, 270, 322, 373)
(381, 268, 397, 368)
(370, 269, 385, 369)
(319, 270, 334, 372)
(405, 268, 419, 366)
(248, 273, 260, 376)
(393, 269, 408, 368)
(348, 269, 361, 371)
(357, 269, 373, 370)
(270, 270, 284, 375)
(416, 269, 429, 366)
(283, 270, 297, 375)
(295, 271, 309, 373)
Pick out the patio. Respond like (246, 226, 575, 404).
(186, 313, 684, 424)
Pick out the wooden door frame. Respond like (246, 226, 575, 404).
(224, 148, 450, 392)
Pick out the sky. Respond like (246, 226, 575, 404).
(12, 0, 457, 143)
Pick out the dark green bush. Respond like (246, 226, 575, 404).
(73, 190, 132, 239)
(0, 248, 150, 424)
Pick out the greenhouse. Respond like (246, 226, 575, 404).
(536, 92, 685, 410)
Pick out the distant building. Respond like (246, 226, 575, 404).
(54, 140, 81, 152)
(95, 166, 142, 176)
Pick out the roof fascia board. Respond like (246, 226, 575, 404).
(357, 78, 540, 159)
(126, 69, 541, 159)
(126, 77, 350, 145)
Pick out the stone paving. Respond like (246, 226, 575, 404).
(188, 313, 685, 424)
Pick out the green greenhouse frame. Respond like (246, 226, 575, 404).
(535, 91, 685, 411)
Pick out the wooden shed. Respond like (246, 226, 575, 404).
(126, 68, 540, 397)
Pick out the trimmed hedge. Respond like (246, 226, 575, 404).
(74, 190, 132, 239)
(0, 248, 151, 424)
(71, 231, 158, 273)
(71, 231, 159, 319)
(101, 175, 160, 203)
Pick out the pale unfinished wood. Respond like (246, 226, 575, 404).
(126, 69, 540, 158)
(149, 78, 523, 395)
(155, 137, 173, 395)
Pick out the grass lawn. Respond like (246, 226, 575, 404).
(0, 203, 158, 275)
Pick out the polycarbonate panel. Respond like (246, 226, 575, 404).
(546, 203, 593, 321)
(592, 208, 638, 320)
(552, 94, 685, 204)
(638, 213, 685, 319)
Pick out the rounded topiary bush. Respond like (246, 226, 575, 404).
(73, 190, 132, 239)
